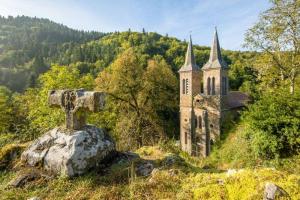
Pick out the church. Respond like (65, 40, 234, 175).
(179, 29, 249, 157)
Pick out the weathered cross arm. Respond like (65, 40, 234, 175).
(48, 89, 105, 130)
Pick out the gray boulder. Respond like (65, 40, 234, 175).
(263, 182, 288, 200)
(162, 154, 183, 166)
(21, 125, 115, 177)
(8, 171, 40, 188)
(135, 162, 154, 176)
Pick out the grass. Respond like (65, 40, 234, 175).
(0, 143, 27, 170)
(206, 124, 257, 169)
(0, 143, 299, 200)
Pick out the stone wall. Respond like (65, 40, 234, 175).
(202, 68, 228, 96)
(179, 70, 201, 155)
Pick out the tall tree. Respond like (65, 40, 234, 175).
(244, 0, 300, 94)
(18, 65, 95, 139)
(0, 86, 13, 133)
(95, 49, 178, 149)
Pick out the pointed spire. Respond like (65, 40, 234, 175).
(184, 35, 196, 66)
(209, 27, 222, 62)
(179, 35, 199, 72)
(202, 27, 227, 70)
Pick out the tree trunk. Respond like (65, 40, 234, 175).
(290, 79, 295, 95)
(136, 116, 143, 148)
(289, 69, 295, 95)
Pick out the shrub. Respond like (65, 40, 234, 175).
(243, 90, 300, 159)
(0, 143, 26, 170)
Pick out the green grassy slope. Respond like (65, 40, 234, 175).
(0, 145, 299, 200)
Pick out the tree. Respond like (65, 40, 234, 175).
(244, 0, 300, 94)
(0, 86, 13, 133)
(18, 65, 95, 139)
(243, 89, 300, 159)
(95, 49, 178, 149)
(31, 55, 48, 75)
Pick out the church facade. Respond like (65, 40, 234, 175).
(179, 29, 249, 157)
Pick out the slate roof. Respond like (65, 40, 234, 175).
(202, 28, 228, 70)
(224, 91, 250, 109)
(178, 35, 200, 72)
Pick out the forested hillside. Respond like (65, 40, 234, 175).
(0, 15, 105, 91)
(0, 0, 299, 198)
(0, 15, 256, 92)
(0, 16, 259, 150)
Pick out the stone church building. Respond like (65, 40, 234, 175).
(179, 29, 249, 157)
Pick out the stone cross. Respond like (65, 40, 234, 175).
(48, 89, 105, 130)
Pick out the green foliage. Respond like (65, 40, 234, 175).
(244, 0, 300, 94)
(208, 89, 300, 167)
(193, 184, 227, 200)
(16, 65, 95, 139)
(243, 90, 300, 159)
(0, 15, 256, 93)
(0, 134, 16, 148)
(0, 143, 26, 170)
(0, 145, 299, 199)
(0, 86, 13, 134)
(207, 124, 257, 169)
(0, 15, 105, 91)
(226, 51, 258, 96)
(96, 49, 178, 150)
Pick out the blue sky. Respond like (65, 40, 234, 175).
(0, 0, 270, 50)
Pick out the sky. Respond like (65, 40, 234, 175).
(0, 0, 271, 50)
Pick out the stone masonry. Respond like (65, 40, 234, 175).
(179, 28, 248, 157)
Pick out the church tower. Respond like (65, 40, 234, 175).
(199, 27, 228, 151)
(202, 28, 228, 96)
(178, 28, 248, 158)
(178, 36, 201, 155)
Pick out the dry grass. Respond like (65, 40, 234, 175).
(0, 145, 299, 200)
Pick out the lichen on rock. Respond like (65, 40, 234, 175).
(21, 125, 115, 177)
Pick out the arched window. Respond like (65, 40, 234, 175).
(182, 79, 186, 94)
(207, 77, 211, 95)
(212, 77, 215, 95)
(200, 82, 204, 94)
(184, 132, 187, 144)
(198, 116, 202, 129)
(186, 79, 189, 94)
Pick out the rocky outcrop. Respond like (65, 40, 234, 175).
(21, 125, 115, 177)
(8, 171, 41, 188)
(263, 182, 288, 200)
(162, 154, 184, 166)
(135, 161, 154, 176)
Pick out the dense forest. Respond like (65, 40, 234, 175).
(0, 0, 299, 199)
(0, 15, 106, 91)
(0, 15, 260, 148)
(1, 0, 299, 157)
(0, 15, 257, 92)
